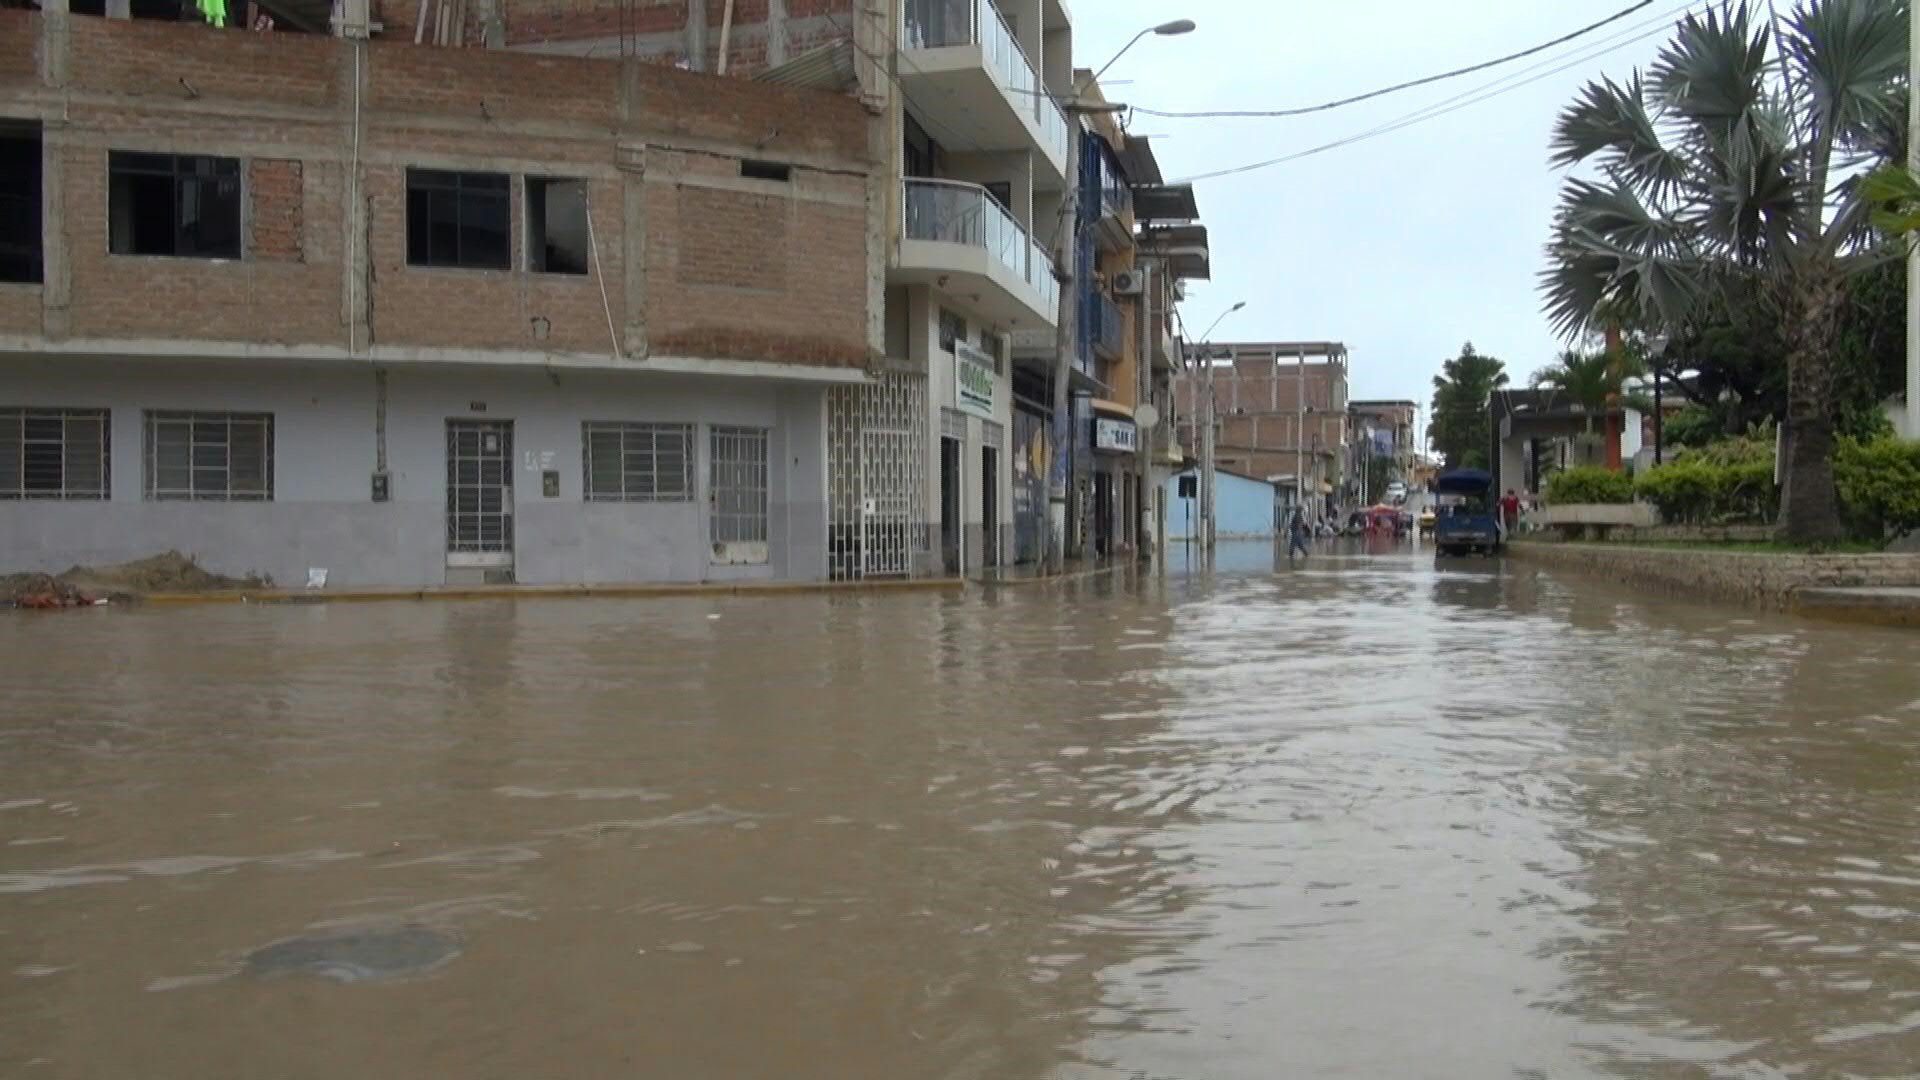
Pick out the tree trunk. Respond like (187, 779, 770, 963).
(1779, 264, 1846, 544)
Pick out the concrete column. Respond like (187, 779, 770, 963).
(686, 0, 708, 72)
(39, 1, 70, 342)
(766, 0, 788, 67)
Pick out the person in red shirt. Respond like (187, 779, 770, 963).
(1500, 489, 1522, 536)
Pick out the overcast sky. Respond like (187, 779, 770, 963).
(1069, 0, 1682, 406)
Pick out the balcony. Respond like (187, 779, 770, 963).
(901, 0, 1071, 184)
(897, 178, 1058, 329)
(1092, 149, 1133, 251)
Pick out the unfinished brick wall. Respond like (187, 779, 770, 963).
(646, 148, 867, 367)
(0, 10, 37, 87)
(249, 160, 305, 263)
(4, 13, 876, 369)
(501, 0, 857, 77)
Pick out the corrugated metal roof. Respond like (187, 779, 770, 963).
(755, 41, 858, 92)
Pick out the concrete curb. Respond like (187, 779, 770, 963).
(978, 560, 1138, 588)
(1792, 587, 1920, 629)
(135, 576, 966, 606)
(1509, 540, 1920, 627)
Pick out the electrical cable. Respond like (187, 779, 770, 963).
(1130, 0, 1656, 120)
(1170, 0, 1709, 184)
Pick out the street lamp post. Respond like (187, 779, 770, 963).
(1047, 18, 1195, 573)
(1194, 301, 1245, 550)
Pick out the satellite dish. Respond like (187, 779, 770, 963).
(1134, 403, 1160, 429)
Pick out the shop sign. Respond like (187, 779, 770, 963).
(954, 342, 997, 420)
(1093, 417, 1138, 454)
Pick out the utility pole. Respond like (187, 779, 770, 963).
(1908, 0, 1919, 438)
(1296, 347, 1306, 525)
(1047, 122, 1080, 574)
(1135, 258, 1155, 559)
(1202, 346, 1217, 549)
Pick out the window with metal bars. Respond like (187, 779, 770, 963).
(582, 422, 693, 502)
(143, 411, 272, 501)
(0, 408, 109, 499)
(108, 152, 242, 260)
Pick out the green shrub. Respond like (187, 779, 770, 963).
(1544, 466, 1634, 505)
(1835, 437, 1920, 538)
(1634, 457, 1779, 524)
(1663, 406, 1720, 449)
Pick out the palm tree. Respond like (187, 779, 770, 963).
(1540, 0, 1908, 543)
(1532, 347, 1652, 466)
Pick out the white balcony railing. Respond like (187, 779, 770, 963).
(903, 0, 1070, 166)
(903, 178, 1056, 316)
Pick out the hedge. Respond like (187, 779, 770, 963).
(1634, 459, 1778, 524)
(1835, 437, 1920, 538)
(1543, 466, 1634, 505)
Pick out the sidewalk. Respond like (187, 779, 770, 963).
(138, 576, 965, 607)
(975, 556, 1140, 588)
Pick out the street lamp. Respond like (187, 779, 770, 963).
(1048, 19, 1198, 573)
(1196, 300, 1245, 551)
(1086, 20, 1197, 88)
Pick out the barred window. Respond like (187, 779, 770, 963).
(0, 408, 109, 499)
(583, 422, 693, 502)
(143, 411, 272, 501)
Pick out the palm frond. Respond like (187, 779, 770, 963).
(1549, 74, 1689, 197)
(1559, 177, 1693, 256)
(1649, 4, 1771, 133)
(1781, 0, 1908, 159)
(1689, 112, 1807, 261)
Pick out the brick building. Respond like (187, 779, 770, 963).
(1174, 342, 1351, 521)
(0, 6, 882, 586)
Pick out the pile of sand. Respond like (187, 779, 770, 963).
(2, 551, 270, 609)
(60, 551, 269, 594)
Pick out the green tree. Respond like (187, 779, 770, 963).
(1364, 455, 1395, 501)
(1530, 347, 1651, 465)
(1428, 342, 1508, 470)
(1540, 0, 1908, 543)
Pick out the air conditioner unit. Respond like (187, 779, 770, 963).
(1110, 269, 1145, 296)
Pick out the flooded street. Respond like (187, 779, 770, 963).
(5, 545, 1920, 1078)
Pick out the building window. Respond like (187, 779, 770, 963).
(526, 176, 589, 276)
(978, 328, 1004, 373)
(938, 308, 966, 353)
(582, 422, 694, 502)
(739, 160, 792, 183)
(0, 408, 108, 500)
(0, 123, 41, 284)
(406, 168, 510, 269)
(108, 152, 242, 260)
(143, 411, 272, 501)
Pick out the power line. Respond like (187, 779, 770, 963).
(1132, 0, 1657, 120)
(1170, 0, 1707, 184)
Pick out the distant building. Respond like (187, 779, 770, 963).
(1348, 399, 1417, 502)
(1164, 468, 1276, 541)
(1172, 342, 1350, 521)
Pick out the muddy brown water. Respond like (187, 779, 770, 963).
(4, 545, 1919, 1078)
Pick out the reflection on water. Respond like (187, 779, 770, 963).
(3, 548, 1919, 1078)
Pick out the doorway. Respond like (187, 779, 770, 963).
(940, 434, 962, 574)
(1092, 472, 1113, 558)
(980, 444, 999, 569)
(446, 419, 514, 583)
(710, 425, 770, 565)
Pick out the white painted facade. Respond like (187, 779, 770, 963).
(0, 358, 831, 586)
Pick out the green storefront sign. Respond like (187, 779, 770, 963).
(955, 342, 997, 420)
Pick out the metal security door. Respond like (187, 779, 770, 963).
(710, 425, 769, 565)
(446, 419, 514, 572)
(828, 374, 926, 581)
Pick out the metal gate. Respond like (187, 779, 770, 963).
(709, 425, 769, 565)
(828, 373, 927, 580)
(445, 419, 513, 570)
